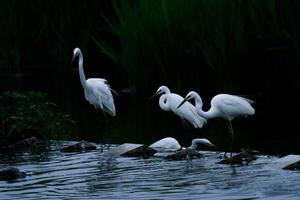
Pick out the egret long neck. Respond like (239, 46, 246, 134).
(189, 139, 204, 150)
(194, 95, 217, 119)
(164, 87, 171, 95)
(77, 51, 87, 88)
(159, 95, 171, 111)
(189, 139, 212, 150)
(189, 140, 198, 150)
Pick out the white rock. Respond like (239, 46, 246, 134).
(272, 154, 300, 169)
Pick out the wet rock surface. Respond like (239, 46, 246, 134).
(7, 137, 40, 149)
(282, 161, 300, 170)
(103, 143, 157, 158)
(164, 149, 201, 160)
(61, 140, 97, 152)
(217, 150, 257, 165)
(0, 167, 26, 181)
(275, 155, 300, 170)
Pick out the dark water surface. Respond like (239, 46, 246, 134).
(0, 141, 300, 200)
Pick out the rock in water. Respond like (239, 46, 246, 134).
(217, 151, 257, 165)
(164, 149, 201, 160)
(7, 137, 39, 149)
(0, 167, 26, 181)
(103, 143, 157, 158)
(61, 140, 97, 152)
(274, 155, 300, 170)
(240, 148, 260, 155)
(283, 161, 300, 170)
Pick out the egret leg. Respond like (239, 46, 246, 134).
(186, 148, 192, 163)
(223, 120, 235, 158)
(102, 109, 107, 119)
(180, 118, 190, 129)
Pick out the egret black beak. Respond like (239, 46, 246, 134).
(209, 143, 218, 149)
(71, 54, 76, 63)
(149, 90, 161, 99)
(177, 96, 190, 109)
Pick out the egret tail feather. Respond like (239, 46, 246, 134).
(110, 88, 120, 96)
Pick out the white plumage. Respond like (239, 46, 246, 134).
(153, 86, 206, 128)
(149, 137, 215, 152)
(178, 91, 255, 121)
(178, 91, 255, 157)
(72, 48, 116, 116)
(149, 137, 181, 152)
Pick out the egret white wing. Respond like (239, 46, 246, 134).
(169, 93, 206, 128)
(86, 78, 116, 116)
(149, 137, 181, 151)
(218, 95, 255, 117)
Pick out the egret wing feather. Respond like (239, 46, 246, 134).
(218, 95, 255, 118)
(238, 96, 255, 105)
(86, 78, 116, 116)
(169, 93, 206, 128)
(149, 137, 181, 151)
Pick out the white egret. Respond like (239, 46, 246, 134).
(149, 137, 181, 152)
(152, 86, 206, 128)
(149, 137, 214, 151)
(72, 48, 116, 116)
(177, 91, 255, 157)
(149, 137, 215, 160)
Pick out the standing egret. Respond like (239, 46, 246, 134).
(177, 91, 255, 157)
(72, 48, 116, 116)
(152, 86, 206, 128)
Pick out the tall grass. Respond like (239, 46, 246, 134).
(0, 1, 113, 140)
(94, 0, 300, 95)
(0, 1, 106, 82)
(1, 1, 300, 152)
(92, 0, 300, 153)
(0, 0, 113, 112)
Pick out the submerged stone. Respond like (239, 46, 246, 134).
(103, 143, 157, 158)
(0, 167, 26, 181)
(217, 151, 257, 165)
(283, 161, 300, 170)
(164, 148, 201, 160)
(61, 140, 97, 152)
(7, 137, 39, 149)
(274, 155, 300, 170)
(240, 148, 260, 155)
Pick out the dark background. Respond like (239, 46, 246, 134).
(0, 0, 300, 155)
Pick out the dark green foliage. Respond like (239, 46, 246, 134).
(0, 0, 107, 70)
(95, 0, 300, 93)
(91, 0, 300, 154)
(0, 1, 300, 153)
(0, 1, 113, 103)
(0, 91, 75, 145)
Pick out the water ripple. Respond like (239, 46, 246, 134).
(0, 142, 300, 199)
